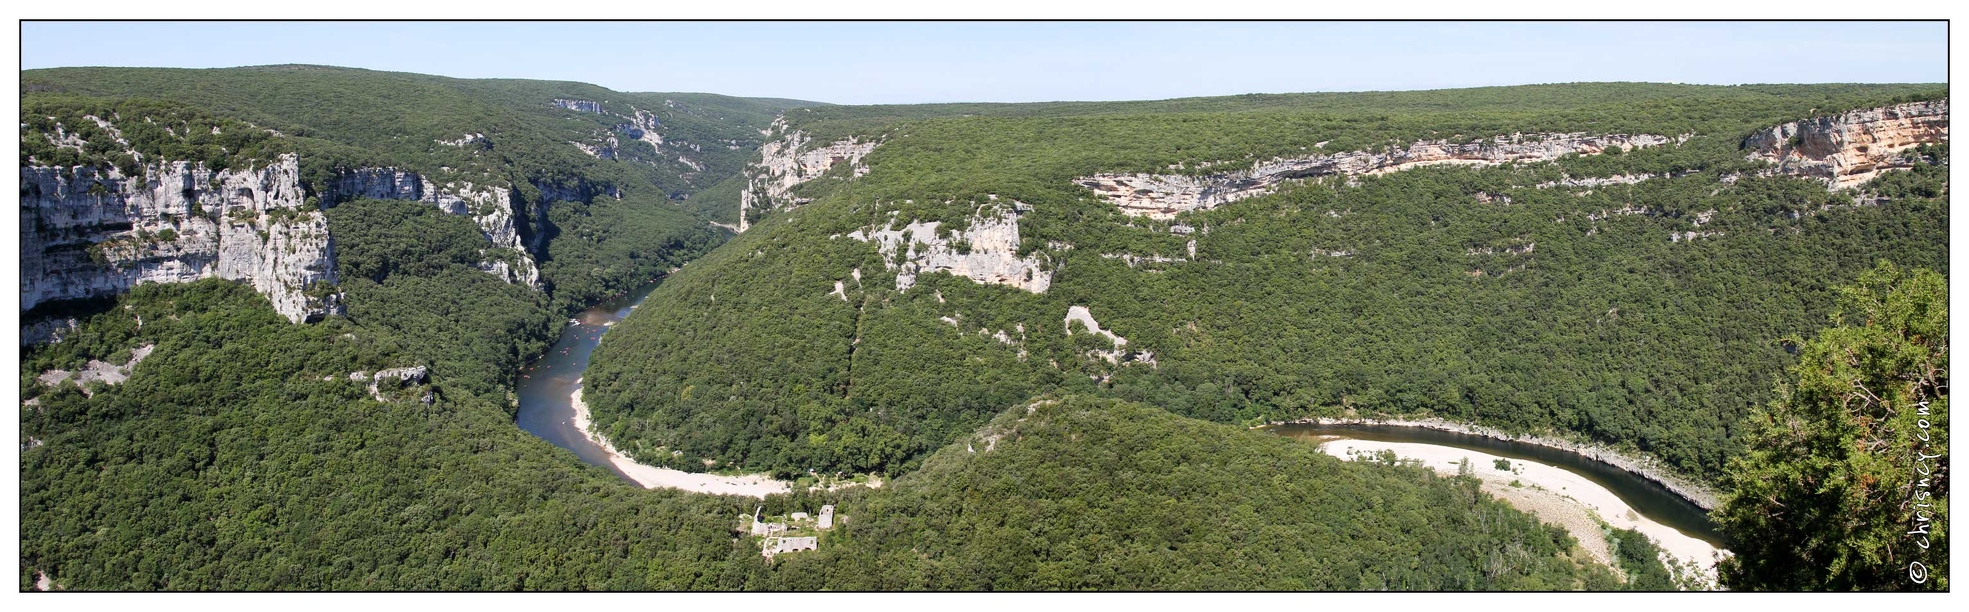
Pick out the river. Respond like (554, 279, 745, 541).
(514, 279, 663, 484)
(515, 278, 793, 497)
(514, 279, 1729, 553)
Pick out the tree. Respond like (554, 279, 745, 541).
(1714, 261, 1948, 591)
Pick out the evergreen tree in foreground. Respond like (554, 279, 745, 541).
(1716, 262, 1948, 590)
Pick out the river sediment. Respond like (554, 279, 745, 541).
(1272, 416, 1721, 511)
(1319, 438, 1724, 585)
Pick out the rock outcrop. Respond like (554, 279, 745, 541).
(20, 154, 342, 323)
(36, 344, 155, 396)
(435, 133, 488, 148)
(552, 98, 605, 114)
(846, 202, 1053, 294)
(1064, 306, 1154, 367)
(20, 317, 79, 346)
(573, 134, 619, 160)
(1744, 100, 1949, 190)
(1078, 132, 1672, 219)
(368, 365, 433, 404)
(738, 117, 878, 231)
(616, 109, 664, 146)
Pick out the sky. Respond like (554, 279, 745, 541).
(19, 21, 1949, 105)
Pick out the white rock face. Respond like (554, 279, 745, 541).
(1534, 174, 1663, 189)
(616, 109, 664, 146)
(1079, 132, 1673, 219)
(325, 168, 546, 288)
(573, 134, 619, 160)
(552, 98, 605, 114)
(20, 154, 342, 323)
(1064, 306, 1154, 367)
(435, 133, 486, 148)
(1744, 100, 1949, 190)
(36, 344, 155, 396)
(368, 365, 432, 404)
(846, 203, 1052, 294)
(1065, 306, 1126, 347)
(1100, 252, 1186, 268)
(738, 117, 878, 231)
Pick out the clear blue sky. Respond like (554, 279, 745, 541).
(21, 21, 1948, 105)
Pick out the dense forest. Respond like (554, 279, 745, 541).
(20, 284, 769, 589)
(18, 277, 1633, 589)
(584, 83, 1948, 483)
(770, 394, 1628, 590)
(19, 73, 1946, 591)
(1714, 262, 1949, 591)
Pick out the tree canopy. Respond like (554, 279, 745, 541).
(1714, 262, 1949, 591)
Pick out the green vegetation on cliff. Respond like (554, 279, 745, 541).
(20, 73, 1947, 592)
(21, 65, 789, 315)
(23, 65, 814, 205)
(584, 83, 1947, 482)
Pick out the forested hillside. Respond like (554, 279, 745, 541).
(769, 395, 1623, 590)
(19, 73, 1946, 591)
(18, 278, 1625, 589)
(21, 228, 767, 589)
(19, 68, 795, 588)
(584, 83, 1948, 482)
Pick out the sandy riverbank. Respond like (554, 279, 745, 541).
(1281, 416, 1719, 510)
(1323, 438, 1722, 584)
(569, 381, 792, 498)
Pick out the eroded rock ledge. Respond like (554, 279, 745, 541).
(739, 117, 878, 231)
(1079, 132, 1672, 219)
(1743, 99, 1949, 190)
(20, 154, 342, 323)
(846, 201, 1052, 294)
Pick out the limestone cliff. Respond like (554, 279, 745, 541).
(20, 154, 342, 324)
(846, 201, 1053, 294)
(1744, 100, 1949, 190)
(616, 109, 664, 147)
(552, 98, 605, 114)
(1079, 132, 1672, 219)
(738, 117, 878, 231)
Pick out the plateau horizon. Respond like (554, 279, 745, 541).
(19, 21, 1947, 104)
